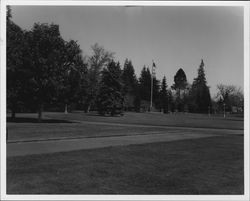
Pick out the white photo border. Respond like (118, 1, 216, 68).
(1, 1, 249, 201)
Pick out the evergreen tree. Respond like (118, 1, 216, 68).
(168, 89, 174, 112)
(133, 83, 141, 112)
(138, 66, 151, 102)
(191, 59, 211, 113)
(96, 61, 124, 116)
(122, 59, 137, 110)
(138, 66, 160, 110)
(153, 77, 161, 109)
(171, 68, 188, 112)
(193, 59, 207, 86)
(160, 76, 168, 113)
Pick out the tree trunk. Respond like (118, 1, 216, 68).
(38, 104, 43, 122)
(87, 104, 91, 113)
(64, 104, 68, 114)
(11, 110, 16, 119)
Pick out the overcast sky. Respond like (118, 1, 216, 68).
(11, 6, 244, 96)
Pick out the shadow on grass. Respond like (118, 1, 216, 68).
(86, 113, 124, 118)
(7, 117, 74, 123)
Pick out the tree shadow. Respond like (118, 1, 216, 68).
(7, 117, 74, 123)
(86, 113, 124, 117)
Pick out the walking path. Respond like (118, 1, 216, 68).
(7, 132, 216, 157)
(7, 120, 244, 157)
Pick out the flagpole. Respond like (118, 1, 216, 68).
(150, 65, 153, 112)
(150, 60, 155, 112)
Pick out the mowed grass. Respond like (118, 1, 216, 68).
(43, 111, 244, 130)
(7, 122, 177, 141)
(7, 135, 243, 194)
(8, 111, 243, 130)
(7, 112, 243, 141)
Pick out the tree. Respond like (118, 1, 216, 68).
(172, 68, 187, 97)
(152, 77, 161, 109)
(139, 66, 151, 102)
(25, 23, 66, 121)
(216, 84, 243, 112)
(122, 59, 137, 110)
(57, 40, 87, 113)
(171, 68, 188, 112)
(190, 59, 211, 113)
(137, 66, 160, 111)
(96, 61, 124, 116)
(85, 43, 114, 112)
(168, 89, 174, 112)
(160, 76, 168, 113)
(7, 6, 27, 118)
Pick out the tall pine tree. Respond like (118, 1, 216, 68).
(160, 76, 168, 113)
(191, 59, 211, 113)
(96, 60, 124, 116)
(122, 59, 137, 110)
(153, 77, 161, 109)
(139, 66, 151, 102)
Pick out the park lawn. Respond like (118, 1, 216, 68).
(44, 112, 244, 130)
(7, 122, 177, 141)
(7, 112, 243, 141)
(7, 135, 243, 194)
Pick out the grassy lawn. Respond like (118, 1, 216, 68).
(47, 111, 243, 130)
(7, 112, 243, 141)
(8, 112, 243, 130)
(7, 122, 180, 141)
(7, 135, 243, 194)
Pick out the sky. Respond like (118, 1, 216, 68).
(11, 5, 244, 96)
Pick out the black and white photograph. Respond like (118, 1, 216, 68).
(1, 0, 249, 200)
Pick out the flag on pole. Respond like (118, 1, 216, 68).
(152, 61, 156, 77)
(153, 61, 156, 68)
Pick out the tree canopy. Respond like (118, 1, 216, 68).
(6, 7, 243, 118)
(85, 43, 114, 112)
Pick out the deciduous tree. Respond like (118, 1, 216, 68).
(216, 84, 243, 112)
(85, 43, 114, 112)
(7, 6, 27, 118)
(171, 68, 188, 112)
(25, 23, 66, 121)
(58, 40, 87, 113)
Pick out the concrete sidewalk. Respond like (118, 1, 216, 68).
(7, 132, 217, 157)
